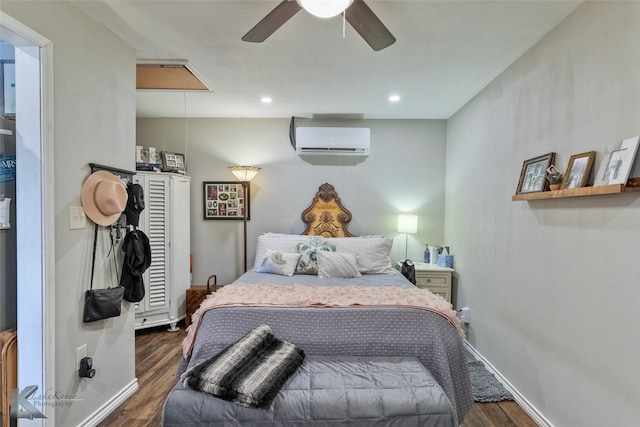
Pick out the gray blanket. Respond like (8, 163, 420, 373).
(177, 306, 472, 425)
(164, 355, 455, 426)
(181, 325, 305, 408)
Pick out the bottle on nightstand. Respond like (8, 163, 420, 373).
(424, 244, 430, 264)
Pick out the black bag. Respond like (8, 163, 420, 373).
(83, 287, 125, 322)
(83, 224, 124, 322)
(401, 259, 416, 285)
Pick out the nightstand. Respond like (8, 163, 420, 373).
(397, 262, 454, 302)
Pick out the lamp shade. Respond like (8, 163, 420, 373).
(298, 0, 354, 18)
(229, 166, 261, 182)
(397, 214, 418, 234)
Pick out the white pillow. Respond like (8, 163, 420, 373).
(260, 232, 307, 238)
(252, 234, 314, 271)
(317, 252, 361, 278)
(255, 249, 301, 276)
(327, 237, 394, 274)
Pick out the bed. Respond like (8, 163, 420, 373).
(163, 183, 473, 426)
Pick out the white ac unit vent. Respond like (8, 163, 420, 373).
(295, 127, 370, 156)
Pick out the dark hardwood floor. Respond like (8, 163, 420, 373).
(97, 325, 187, 427)
(99, 324, 538, 427)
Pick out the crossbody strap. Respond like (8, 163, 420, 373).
(89, 223, 99, 291)
(108, 226, 120, 282)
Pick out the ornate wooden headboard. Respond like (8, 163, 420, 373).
(301, 183, 354, 237)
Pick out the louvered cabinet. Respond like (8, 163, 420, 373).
(133, 172, 191, 330)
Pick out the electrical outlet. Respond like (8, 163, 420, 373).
(70, 206, 87, 230)
(461, 307, 471, 324)
(76, 344, 87, 369)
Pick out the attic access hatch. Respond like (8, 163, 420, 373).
(136, 61, 209, 90)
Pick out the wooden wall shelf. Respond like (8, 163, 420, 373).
(512, 178, 640, 201)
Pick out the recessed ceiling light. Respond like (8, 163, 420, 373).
(261, 96, 272, 104)
(389, 95, 401, 103)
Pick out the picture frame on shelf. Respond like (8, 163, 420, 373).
(561, 151, 596, 189)
(202, 181, 249, 220)
(515, 152, 555, 194)
(602, 136, 639, 185)
(593, 147, 615, 187)
(161, 151, 186, 173)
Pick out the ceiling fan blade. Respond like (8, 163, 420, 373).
(242, 0, 302, 43)
(345, 0, 396, 51)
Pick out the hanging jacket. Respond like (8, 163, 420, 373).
(120, 229, 151, 303)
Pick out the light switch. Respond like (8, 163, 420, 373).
(70, 206, 87, 229)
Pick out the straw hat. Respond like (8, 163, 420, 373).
(81, 171, 128, 226)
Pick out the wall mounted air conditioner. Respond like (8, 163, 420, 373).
(295, 127, 370, 156)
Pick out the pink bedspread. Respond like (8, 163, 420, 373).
(183, 284, 464, 358)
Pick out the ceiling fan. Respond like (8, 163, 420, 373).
(242, 0, 396, 51)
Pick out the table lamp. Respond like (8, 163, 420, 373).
(397, 214, 418, 261)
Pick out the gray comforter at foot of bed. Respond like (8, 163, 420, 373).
(176, 306, 472, 424)
(164, 355, 454, 427)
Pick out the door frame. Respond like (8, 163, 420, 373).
(0, 12, 55, 426)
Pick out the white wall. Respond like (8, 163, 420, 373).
(445, 2, 640, 426)
(0, 2, 137, 426)
(137, 118, 448, 285)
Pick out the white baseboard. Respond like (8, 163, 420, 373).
(464, 342, 553, 427)
(77, 378, 139, 427)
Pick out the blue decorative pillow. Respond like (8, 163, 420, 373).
(295, 237, 335, 275)
(256, 249, 302, 276)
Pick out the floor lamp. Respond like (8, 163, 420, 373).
(229, 166, 261, 272)
(397, 214, 418, 261)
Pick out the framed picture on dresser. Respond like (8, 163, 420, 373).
(161, 151, 186, 173)
(203, 181, 249, 220)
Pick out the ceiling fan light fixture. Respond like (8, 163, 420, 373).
(297, 0, 354, 18)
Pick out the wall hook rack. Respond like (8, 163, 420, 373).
(88, 163, 136, 182)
